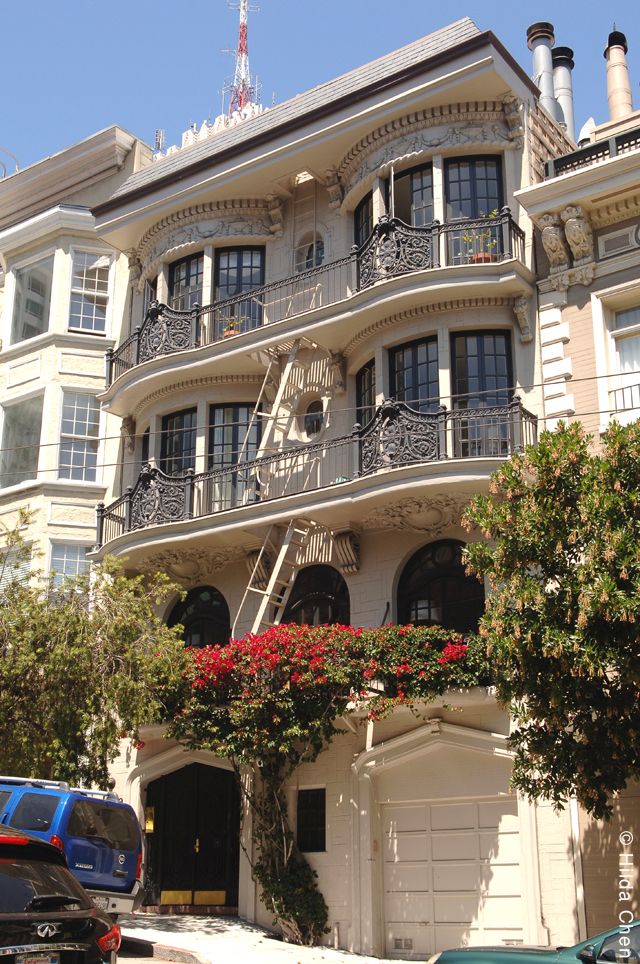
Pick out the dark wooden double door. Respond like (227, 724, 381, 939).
(145, 763, 240, 908)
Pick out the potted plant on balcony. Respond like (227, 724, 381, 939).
(462, 209, 499, 264)
(222, 318, 241, 338)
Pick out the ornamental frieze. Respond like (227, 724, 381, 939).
(135, 200, 278, 289)
(139, 547, 245, 583)
(361, 495, 469, 534)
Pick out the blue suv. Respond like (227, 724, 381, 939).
(0, 776, 143, 916)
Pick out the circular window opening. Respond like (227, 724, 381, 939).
(304, 399, 324, 437)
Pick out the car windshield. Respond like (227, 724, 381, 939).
(67, 799, 139, 850)
(0, 858, 91, 913)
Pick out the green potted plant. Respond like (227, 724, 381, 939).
(462, 209, 499, 263)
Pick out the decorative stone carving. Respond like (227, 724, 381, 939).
(126, 249, 142, 285)
(539, 214, 570, 270)
(502, 95, 524, 147)
(330, 352, 347, 395)
(547, 264, 596, 291)
(265, 194, 284, 236)
(324, 168, 343, 209)
(333, 530, 360, 574)
(140, 547, 244, 583)
(513, 296, 533, 343)
(361, 495, 468, 534)
(561, 205, 594, 262)
(121, 416, 136, 453)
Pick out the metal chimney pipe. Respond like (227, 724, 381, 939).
(527, 22, 561, 122)
(552, 47, 576, 141)
(604, 29, 633, 121)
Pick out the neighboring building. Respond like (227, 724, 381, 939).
(0, 128, 152, 587)
(516, 26, 640, 937)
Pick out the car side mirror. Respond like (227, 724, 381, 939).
(578, 946, 596, 964)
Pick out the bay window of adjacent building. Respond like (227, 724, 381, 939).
(69, 252, 110, 333)
(356, 359, 376, 427)
(11, 256, 54, 344)
(451, 331, 513, 457)
(160, 408, 197, 476)
(168, 252, 204, 311)
(0, 395, 44, 488)
(610, 305, 640, 413)
(389, 338, 439, 413)
(214, 247, 265, 332)
(51, 543, 90, 586)
(58, 392, 100, 481)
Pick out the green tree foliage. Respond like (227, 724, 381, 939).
(170, 623, 489, 944)
(464, 420, 640, 819)
(0, 516, 187, 787)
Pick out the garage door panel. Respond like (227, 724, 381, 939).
(385, 831, 430, 862)
(481, 863, 522, 895)
(434, 893, 481, 923)
(432, 833, 480, 861)
(433, 862, 479, 891)
(431, 802, 476, 831)
(384, 806, 428, 833)
(481, 895, 523, 927)
(387, 924, 430, 960)
(479, 799, 518, 829)
(435, 925, 481, 951)
(386, 893, 433, 922)
(479, 830, 520, 861)
(386, 863, 431, 891)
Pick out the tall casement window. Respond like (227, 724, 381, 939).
(445, 157, 503, 264)
(397, 540, 485, 633)
(282, 565, 350, 626)
(214, 247, 265, 332)
(58, 392, 100, 482)
(11, 256, 54, 344)
(160, 407, 197, 476)
(356, 359, 376, 427)
(611, 305, 640, 413)
(451, 332, 513, 457)
(143, 276, 158, 315)
(389, 338, 439, 413)
(354, 192, 374, 247)
(168, 253, 204, 311)
(297, 789, 326, 853)
(207, 403, 261, 507)
(69, 252, 110, 333)
(0, 396, 43, 488)
(168, 585, 230, 648)
(392, 163, 434, 226)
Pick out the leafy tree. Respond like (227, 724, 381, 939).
(464, 420, 640, 819)
(170, 623, 488, 944)
(0, 514, 187, 787)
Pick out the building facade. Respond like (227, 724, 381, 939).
(1, 15, 634, 959)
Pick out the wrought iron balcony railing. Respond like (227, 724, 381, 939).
(107, 210, 526, 385)
(95, 396, 537, 548)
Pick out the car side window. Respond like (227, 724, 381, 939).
(0, 790, 12, 813)
(599, 928, 640, 963)
(10, 793, 59, 832)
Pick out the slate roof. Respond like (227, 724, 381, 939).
(99, 18, 484, 209)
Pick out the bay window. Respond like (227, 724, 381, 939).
(11, 256, 54, 344)
(0, 395, 43, 488)
(69, 252, 110, 333)
(58, 392, 100, 481)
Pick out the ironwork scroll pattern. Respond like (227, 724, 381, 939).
(358, 217, 434, 289)
(360, 400, 440, 474)
(129, 464, 187, 530)
(139, 302, 196, 364)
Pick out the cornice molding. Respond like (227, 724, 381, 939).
(343, 298, 514, 356)
(0, 205, 96, 259)
(133, 199, 278, 287)
(133, 373, 262, 417)
(337, 102, 517, 209)
(591, 193, 640, 229)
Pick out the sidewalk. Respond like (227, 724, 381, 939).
(119, 913, 414, 964)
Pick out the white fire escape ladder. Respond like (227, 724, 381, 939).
(232, 519, 318, 638)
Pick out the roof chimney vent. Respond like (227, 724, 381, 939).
(604, 28, 633, 121)
(552, 47, 575, 141)
(527, 22, 561, 123)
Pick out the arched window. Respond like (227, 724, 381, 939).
(295, 234, 325, 272)
(397, 540, 484, 633)
(168, 585, 230, 648)
(282, 565, 350, 626)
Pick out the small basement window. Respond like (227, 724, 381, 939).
(297, 788, 326, 852)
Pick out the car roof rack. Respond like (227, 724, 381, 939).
(68, 787, 122, 802)
(0, 775, 70, 790)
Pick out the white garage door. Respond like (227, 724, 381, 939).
(383, 797, 523, 960)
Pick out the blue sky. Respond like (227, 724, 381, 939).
(1, 0, 639, 174)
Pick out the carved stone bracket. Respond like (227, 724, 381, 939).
(246, 548, 273, 589)
(330, 352, 347, 395)
(539, 213, 570, 271)
(125, 248, 142, 286)
(333, 530, 360, 574)
(325, 168, 344, 209)
(121, 416, 136, 454)
(265, 195, 284, 236)
(502, 95, 524, 148)
(361, 495, 469, 534)
(513, 296, 533, 343)
(561, 205, 594, 263)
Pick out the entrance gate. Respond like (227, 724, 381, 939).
(144, 763, 240, 908)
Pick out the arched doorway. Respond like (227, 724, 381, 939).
(281, 564, 350, 625)
(144, 763, 240, 909)
(168, 585, 230, 647)
(397, 540, 484, 632)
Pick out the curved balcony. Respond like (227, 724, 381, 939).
(107, 210, 526, 386)
(96, 397, 536, 549)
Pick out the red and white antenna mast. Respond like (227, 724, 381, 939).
(228, 0, 260, 115)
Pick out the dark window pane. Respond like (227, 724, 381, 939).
(67, 800, 139, 850)
(168, 585, 230, 648)
(160, 408, 197, 475)
(354, 193, 374, 247)
(297, 789, 326, 852)
(356, 360, 376, 427)
(11, 793, 59, 832)
(397, 540, 484, 633)
(282, 565, 349, 626)
(169, 253, 204, 310)
(389, 338, 439, 413)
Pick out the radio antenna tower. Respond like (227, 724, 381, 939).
(227, 0, 260, 115)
